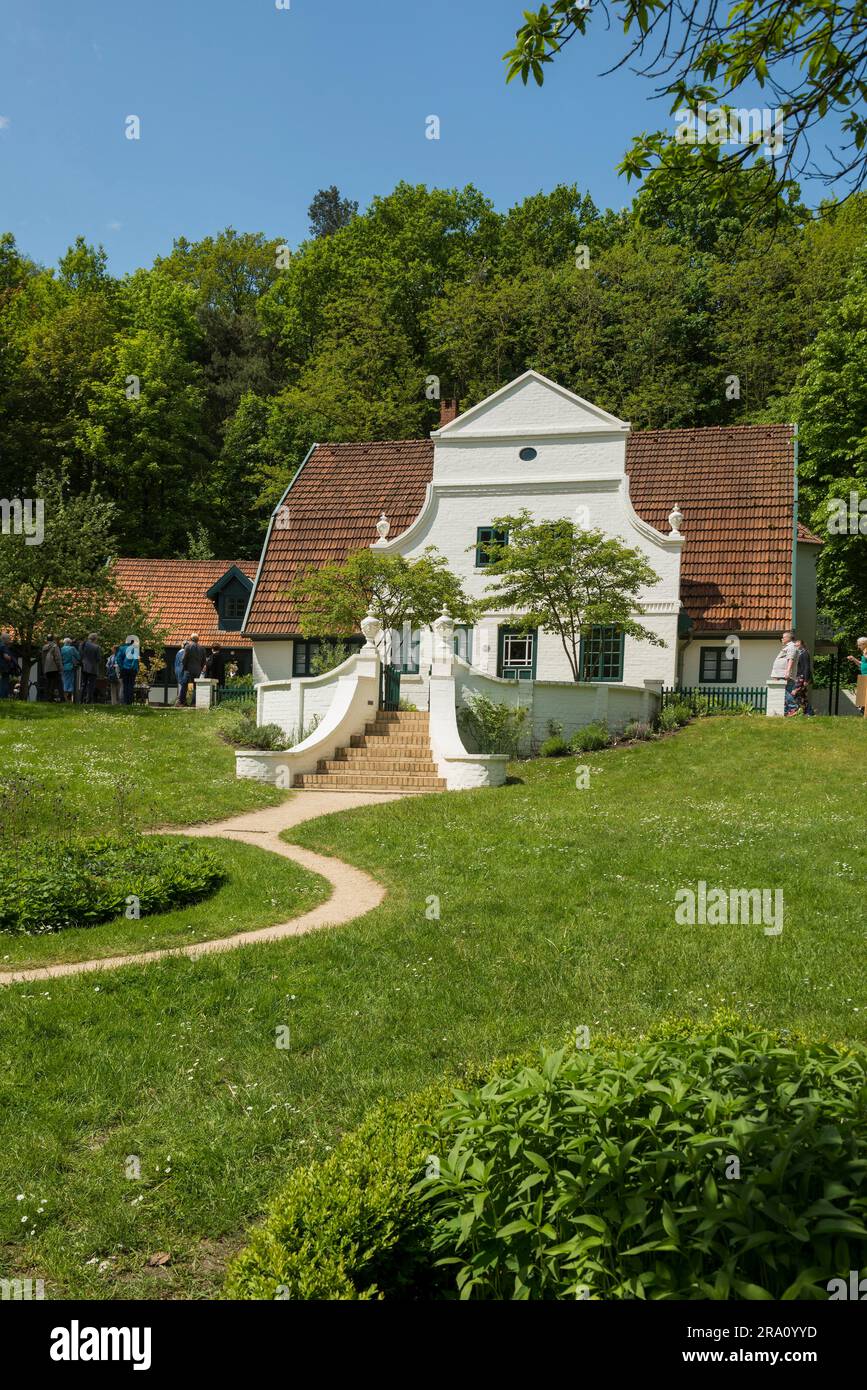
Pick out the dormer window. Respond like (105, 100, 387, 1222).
(205, 565, 254, 633)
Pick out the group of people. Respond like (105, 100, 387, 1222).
(172, 635, 231, 707)
(770, 631, 815, 716)
(39, 634, 141, 705)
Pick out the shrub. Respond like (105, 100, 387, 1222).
(669, 701, 693, 727)
(622, 719, 654, 741)
(457, 693, 528, 756)
(216, 707, 319, 751)
(717, 700, 758, 717)
(656, 705, 681, 732)
(223, 1089, 454, 1301)
(421, 1030, 867, 1300)
(539, 735, 570, 757)
(568, 721, 611, 753)
(0, 835, 224, 935)
(226, 1027, 867, 1301)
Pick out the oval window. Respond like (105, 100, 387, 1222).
(519, 446, 537, 462)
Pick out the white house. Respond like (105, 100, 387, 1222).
(237, 371, 821, 789)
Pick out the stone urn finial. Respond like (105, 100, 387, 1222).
(668, 503, 684, 536)
(375, 512, 390, 542)
(360, 610, 382, 651)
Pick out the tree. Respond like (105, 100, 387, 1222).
(505, 2, 867, 218)
(0, 470, 164, 693)
(794, 247, 867, 638)
(477, 511, 663, 681)
(182, 523, 214, 561)
(289, 547, 476, 645)
(308, 186, 359, 239)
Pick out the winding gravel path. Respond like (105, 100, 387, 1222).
(0, 791, 404, 986)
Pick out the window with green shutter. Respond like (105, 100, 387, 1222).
(475, 526, 509, 567)
(699, 647, 738, 683)
(497, 626, 536, 680)
(579, 626, 624, 682)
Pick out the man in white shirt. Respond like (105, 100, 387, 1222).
(770, 631, 799, 714)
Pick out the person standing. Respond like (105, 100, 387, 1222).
(793, 638, 815, 716)
(770, 631, 799, 715)
(205, 645, 226, 686)
(80, 633, 102, 703)
(0, 631, 19, 699)
(174, 642, 190, 707)
(60, 638, 81, 703)
(847, 637, 867, 714)
(106, 645, 122, 704)
(180, 633, 206, 706)
(41, 634, 62, 702)
(117, 635, 140, 706)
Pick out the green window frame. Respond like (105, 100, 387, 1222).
(475, 525, 509, 568)
(292, 637, 363, 677)
(699, 646, 738, 683)
(453, 625, 474, 665)
(497, 626, 536, 680)
(579, 626, 625, 682)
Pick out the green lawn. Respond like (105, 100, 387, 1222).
(0, 702, 283, 833)
(0, 838, 329, 969)
(0, 714, 864, 1300)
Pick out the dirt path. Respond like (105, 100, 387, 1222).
(0, 791, 404, 986)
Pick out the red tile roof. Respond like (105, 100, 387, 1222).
(626, 424, 800, 632)
(245, 425, 809, 636)
(245, 441, 433, 634)
(114, 559, 258, 649)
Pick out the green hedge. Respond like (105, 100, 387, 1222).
(0, 835, 224, 935)
(225, 1025, 867, 1301)
(223, 1089, 453, 1300)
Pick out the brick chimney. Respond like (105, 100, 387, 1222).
(439, 397, 459, 427)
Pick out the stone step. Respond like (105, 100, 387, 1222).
(375, 710, 429, 724)
(319, 756, 439, 773)
(356, 729, 432, 747)
(295, 771, 446, 790)
(338, 744, 433, 762)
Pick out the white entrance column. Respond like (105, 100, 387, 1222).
(766, 677, 787, 716)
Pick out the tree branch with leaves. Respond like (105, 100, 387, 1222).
(477, 511, 663, 681)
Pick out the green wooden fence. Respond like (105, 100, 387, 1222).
(662, 685, 768, 714)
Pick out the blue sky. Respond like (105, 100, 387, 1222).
(0, 0, 838, 276)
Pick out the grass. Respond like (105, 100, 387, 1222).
(0, 702, 284, 833)
(0, 714, 864, 1299)
(0, 839, 329, 969)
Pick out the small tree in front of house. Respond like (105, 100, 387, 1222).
(0, 469, 166, 694)
(289, 546, 476, 652)
(477, 511, 663, 683)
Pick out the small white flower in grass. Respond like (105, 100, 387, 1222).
(16, 1194, 24, 1201)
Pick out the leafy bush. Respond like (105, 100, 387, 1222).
(539, 735, 570, 757)
(622, 719, 654, 741)
(225, 1026, 867, 1301)
(717, 700, 758, 717)
(568, 721, 611, 752)
(216, 706, 319, 751)
(669, 701, 693, 727)
(458, 693, 528, 756)
(0, 835, 224, 935)
(656, 705, 682, 732)
(224, 672, 254, 690)
(223, 1089, 454, 1301)
(421, 1030, 867, 1300)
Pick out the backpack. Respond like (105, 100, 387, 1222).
(119, 644, 139, 673)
